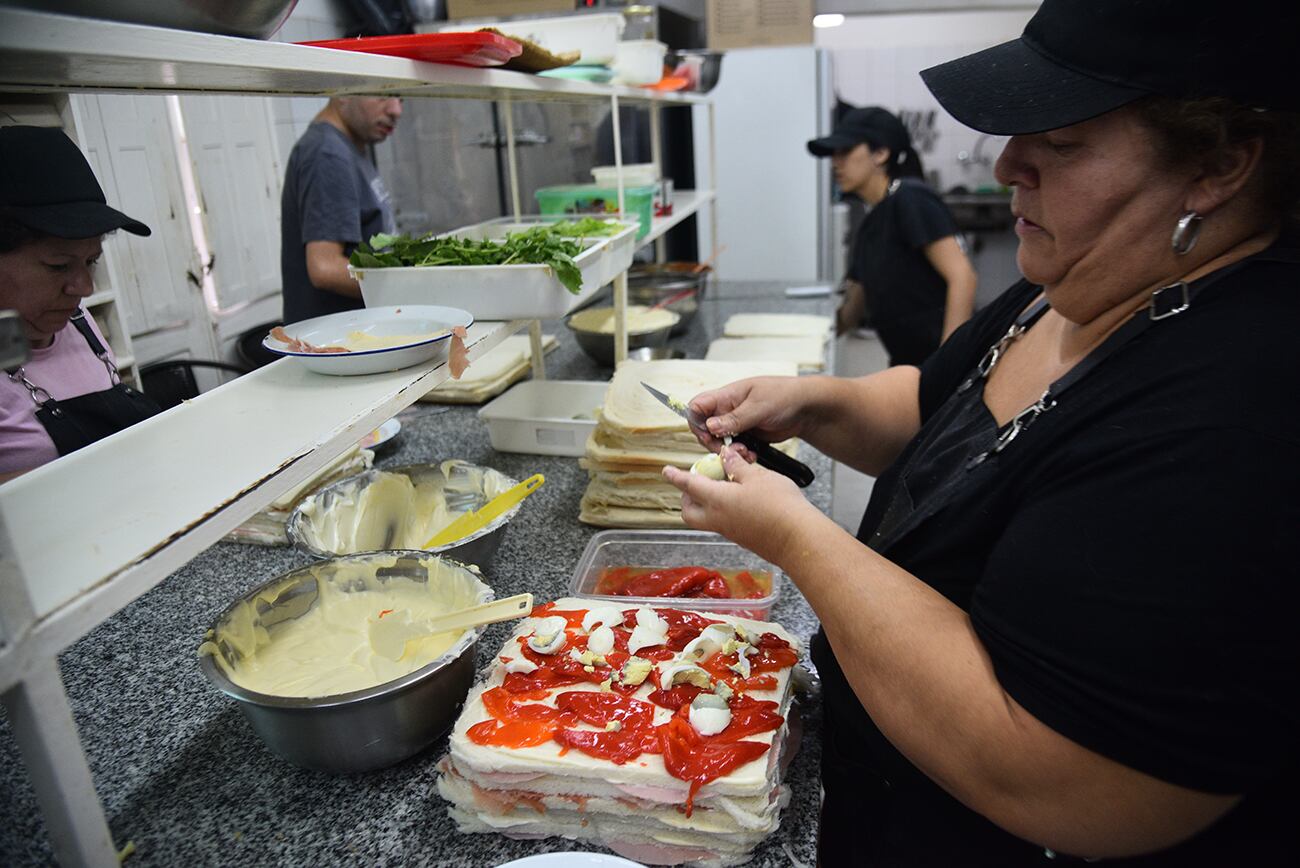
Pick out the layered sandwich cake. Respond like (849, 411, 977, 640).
(437, 597, 803, 866)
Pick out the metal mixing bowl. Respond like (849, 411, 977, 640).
(287, 461, 521, 569)
(13, 0, 300, 39)
(198, 551, 491, 772)
(627, 263, 712, 336)
(565, 307, 679, 367)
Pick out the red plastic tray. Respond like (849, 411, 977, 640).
(298, 32, 522, 67)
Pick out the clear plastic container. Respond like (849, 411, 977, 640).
(568, 529, 783, 620)
(535, 184, 656, 239)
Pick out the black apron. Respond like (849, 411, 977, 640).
(812, 262, 1261, 866)
(6, 311, 161, 458)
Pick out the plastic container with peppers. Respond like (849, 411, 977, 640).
(568, 529, 782, 620)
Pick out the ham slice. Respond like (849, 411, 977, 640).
(269, 326, 349, 354)
(448, 325, 469, 379)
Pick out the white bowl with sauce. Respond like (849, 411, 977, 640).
(198, 550, 492, 772)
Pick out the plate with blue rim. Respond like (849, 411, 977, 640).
(263, 305, 473, 376)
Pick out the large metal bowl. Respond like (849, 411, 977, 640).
(12, 0, 300, 39)
(566, 306, 679, 367)
(627, 263, 712, 336)
(287, 461, 520, 569)
(198, 551, 491, 772)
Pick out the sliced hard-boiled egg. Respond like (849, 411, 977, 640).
(504, 657, 538, 675)
(587, 624, 616, 656)
(527, 615, 569, 655)
(689, 693, 732, 736)
(662, 662, 712, 689)
(620, 656, 654, 686)
(627, 607, 669, 654)
(681, 623, 736, 663)
(582, 605, 624, 633)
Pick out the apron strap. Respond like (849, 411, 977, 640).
(69, 309, 120, 383)
(873, 254, 1264, 552)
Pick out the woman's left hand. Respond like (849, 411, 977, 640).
(662, 447, 822, 564)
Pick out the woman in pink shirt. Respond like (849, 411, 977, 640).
(1, 126, 157, 481)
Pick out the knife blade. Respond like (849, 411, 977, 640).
(640, 381, 815, 488)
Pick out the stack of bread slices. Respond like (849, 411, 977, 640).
(578, 359, 799, 528)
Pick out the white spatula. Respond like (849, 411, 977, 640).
(367, 592, 534, 662)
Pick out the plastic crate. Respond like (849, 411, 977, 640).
(535, 184, 655, 239)
(568, 529, 783, 620)
(478, 380, 608, 457)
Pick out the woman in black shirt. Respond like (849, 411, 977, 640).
(809, 106, 976, 365)
(662, 0, 1300, 864)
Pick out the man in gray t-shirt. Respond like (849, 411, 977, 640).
(279, 96, 402, 324)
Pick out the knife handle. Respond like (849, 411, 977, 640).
(733, 432, 815, 488)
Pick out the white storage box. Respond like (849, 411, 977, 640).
(590, 163, 659, 188)
(434, 12, 625, 65)
(478, 380, 609, 457)
(611, 39, 666, 85)
(351, 218, 637, 321)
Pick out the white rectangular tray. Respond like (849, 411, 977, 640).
(478, 379, 609, 457)
(351, 218, 637, 321)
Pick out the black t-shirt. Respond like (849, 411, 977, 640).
(279, 122, 395, 325)
(847, 178, 959, 365)
(815, 244, 1300, 866)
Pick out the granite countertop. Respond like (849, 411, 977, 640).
(1, 281, 837, 867)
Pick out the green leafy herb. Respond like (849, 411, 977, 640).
(349, 224, 601, 294)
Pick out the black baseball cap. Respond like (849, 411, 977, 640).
(921, 0, 1299, 136)
(0, 126, 151, 239)
(808, 106, 911, 158)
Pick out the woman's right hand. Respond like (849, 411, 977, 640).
(688, 376, 808, 452)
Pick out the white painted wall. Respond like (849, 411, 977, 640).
(693, 45, 829, 283)
(816, 9, 1034, 306)
(814, 9, 1032, 194)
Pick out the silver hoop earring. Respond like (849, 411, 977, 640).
(1171, 211, 1203, 255)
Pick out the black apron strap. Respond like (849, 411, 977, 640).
(871, 257, 1257, 553)
(10, 311, 162, 458)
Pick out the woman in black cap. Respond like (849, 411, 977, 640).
(663, 0, 1299, 864)
(1, 125, 159, 481)
(809, 105, 976, 365)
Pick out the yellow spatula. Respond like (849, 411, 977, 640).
(422, 473, 545, 550)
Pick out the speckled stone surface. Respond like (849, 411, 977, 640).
(1, 282, 836, 867)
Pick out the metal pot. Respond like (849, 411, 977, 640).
(198, 551, 490, 773)
(287, 461, 520, 569)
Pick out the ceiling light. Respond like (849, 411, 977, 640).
(813, 14, 845, 28)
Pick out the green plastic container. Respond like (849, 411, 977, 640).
(534, 183, 655, 239)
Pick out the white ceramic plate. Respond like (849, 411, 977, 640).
(357, 417, 401, 450)
(262, 305, 473, 376)
(495, 854, 645, 868)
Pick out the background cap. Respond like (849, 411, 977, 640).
(808, 106, 912, 158)
(0, 126, 151, 238)
(920, 0, 1299, 136)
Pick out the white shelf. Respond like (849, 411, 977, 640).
(83, 291, 115, 307)
(0, 8, 707, 105)
(0, 319, 521, 686)
(639, 190, 716, 249)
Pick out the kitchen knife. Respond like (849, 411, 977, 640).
(640, 382, 815, 488)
